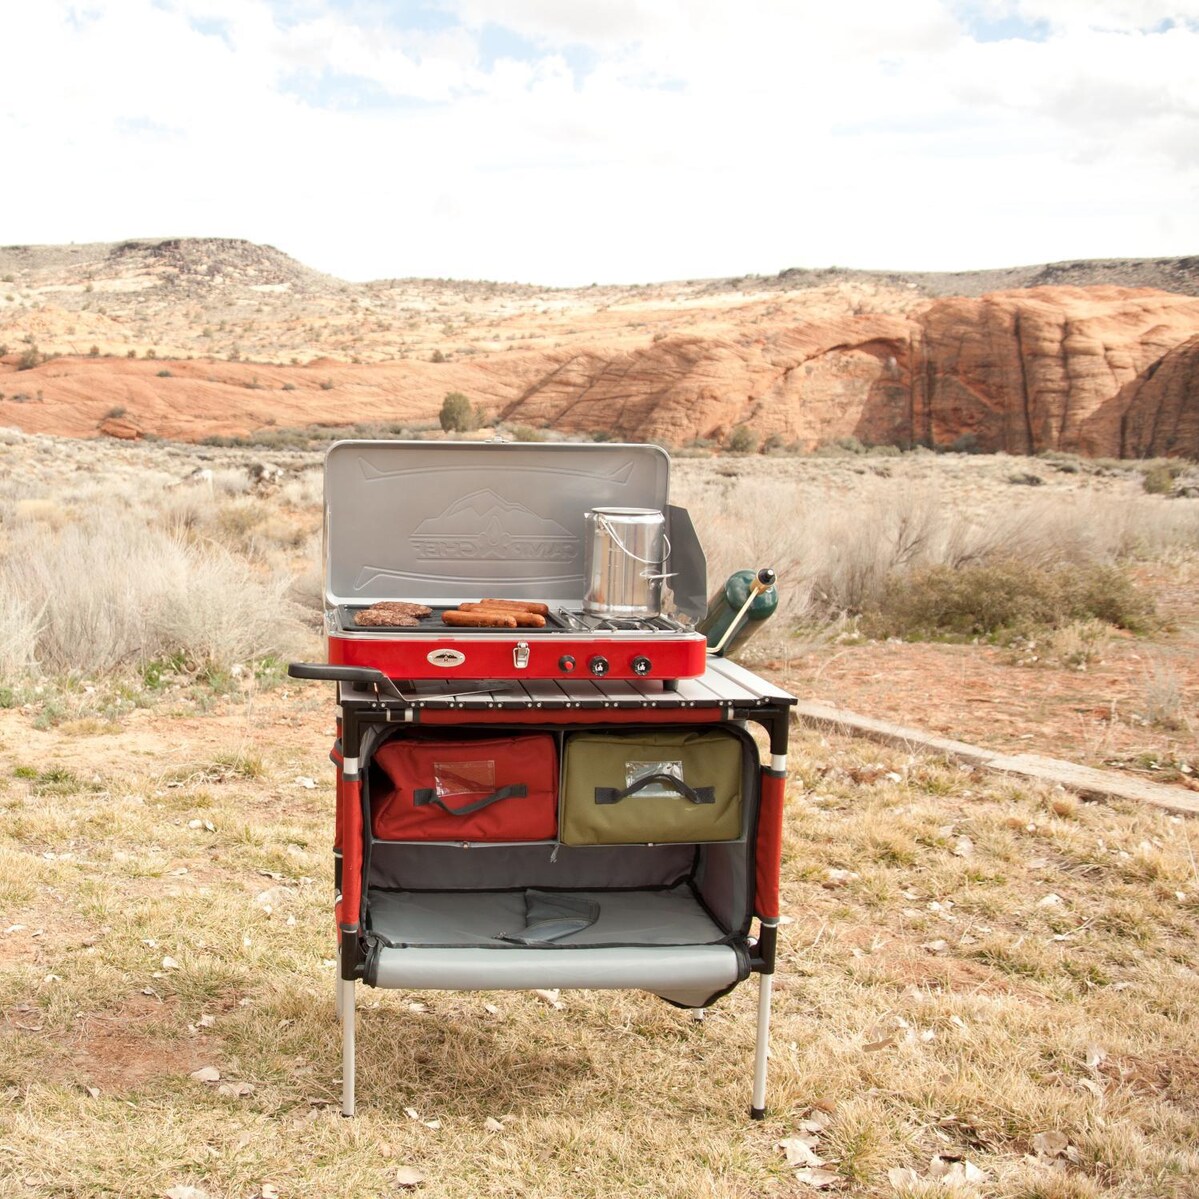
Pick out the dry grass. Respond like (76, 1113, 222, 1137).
(1, 713, 1197, 1198)
(0, 438, 1196, 1195)
(0, 435, 321, 683)
(0, 514, 310, 677)
(675, 457, 1199, 626)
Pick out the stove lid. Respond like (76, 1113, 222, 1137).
(324, 440, 701, 610)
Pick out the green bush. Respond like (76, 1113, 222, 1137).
(511, 425, 546, 442)
(864, 559, 1154, 640)
(726, 425, 758, 453)
(439, 391, 474, 433)
(1142, 465, 1175, 495)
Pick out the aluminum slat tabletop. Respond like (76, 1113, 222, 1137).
(337, 661, 796, 713)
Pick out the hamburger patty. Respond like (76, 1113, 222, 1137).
(354, 600, 432, 627)
(355, 609, 420, 628)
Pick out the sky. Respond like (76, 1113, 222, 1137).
(2, 1, 1197, 286)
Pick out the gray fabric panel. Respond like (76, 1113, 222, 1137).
(367, 842, 694, 891)
(693, 843, 748, 933)
(369, 890, 526, 945)
(369, 943, 740, 993)
(367, 885, 725, 948)
(500, 892, 600, 944)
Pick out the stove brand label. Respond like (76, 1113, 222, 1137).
(427, 649, 467, 668)
(411, 490, 577, 562)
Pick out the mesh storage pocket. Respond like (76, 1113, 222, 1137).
(560, 729, 747, 845)
(371, 732, 558, 842)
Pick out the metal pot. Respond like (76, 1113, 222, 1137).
(582, 507, 668, 617)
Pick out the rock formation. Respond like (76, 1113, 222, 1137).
(1088, 334, 1199, 459)
(2, 239, 1198, 456)
(496, 288, 1199, 456)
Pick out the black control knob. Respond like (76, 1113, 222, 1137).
(588, 655, 610, 677)
(631, 655, 652, 676)
(558, 654, 576, 673)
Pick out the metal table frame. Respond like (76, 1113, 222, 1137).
(290, 657, 796, 1118)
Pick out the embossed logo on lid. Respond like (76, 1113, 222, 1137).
(412, 490, 577, 562)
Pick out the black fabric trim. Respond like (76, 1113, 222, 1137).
(366, 872, 697, 897)
(366, 929, 747, 953)
(357, 719, 762, 951)
(654, 941, 752, 1009)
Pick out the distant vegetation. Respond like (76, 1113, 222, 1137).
(438, 391, 473, 432)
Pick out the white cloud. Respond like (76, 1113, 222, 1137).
(0, 0, 1195, 283)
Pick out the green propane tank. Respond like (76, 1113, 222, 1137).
(698, 568, 779, 658)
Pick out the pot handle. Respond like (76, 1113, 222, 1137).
(596, 513, 671, 567)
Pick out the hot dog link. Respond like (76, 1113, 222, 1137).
(475, 599, 551, 616)
(442, 610, 518, 628)
(472, 607, 546, 628)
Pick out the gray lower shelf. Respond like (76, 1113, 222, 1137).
(364, 885, 744, 1007)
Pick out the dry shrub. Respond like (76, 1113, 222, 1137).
(0, 596, 43, 677)
(0, 511, 309, 678)
(677, 472, 1197, 626)
(863, 559, 1154, 640)
(1137, 662, 1190, 731)
(1042, 619, 1112, 670)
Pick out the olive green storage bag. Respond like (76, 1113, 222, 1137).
(560, 729, 747, 845)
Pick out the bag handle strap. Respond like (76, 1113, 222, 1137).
(594, 773, 715, 806)
(412, 783, 527, 816)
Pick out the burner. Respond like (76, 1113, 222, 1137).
(564, 610, 689, 633)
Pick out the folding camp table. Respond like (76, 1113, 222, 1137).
(290, 656, 795, 1118)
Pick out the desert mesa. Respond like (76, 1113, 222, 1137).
(1, 238, 1196, 457)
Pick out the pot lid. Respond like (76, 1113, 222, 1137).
(324, 440, 673, 606)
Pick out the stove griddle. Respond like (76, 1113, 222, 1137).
(340, 605, 567, 634)
(336, 606, 691, 635)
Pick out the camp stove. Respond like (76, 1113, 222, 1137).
(322, 441, 709, 682)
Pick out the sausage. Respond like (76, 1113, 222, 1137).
(442, 610, 518, 628)
(474, 599, 551, 617)
(473, 608, 546, 628)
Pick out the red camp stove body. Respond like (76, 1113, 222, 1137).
(321, 441, 711, 682)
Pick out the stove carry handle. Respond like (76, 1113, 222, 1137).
(287, 662, 405, 701)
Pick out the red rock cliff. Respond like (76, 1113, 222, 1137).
(497, 286, 1199, 455)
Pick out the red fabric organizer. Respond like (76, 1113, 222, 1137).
(372, 733, 559, 842)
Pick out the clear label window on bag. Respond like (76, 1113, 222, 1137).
(433, 760, 496, 798)
(625, 760, 685, 797)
